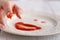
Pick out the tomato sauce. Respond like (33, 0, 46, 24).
(7, 12, 13, 19)
(15, 22, 41, 31)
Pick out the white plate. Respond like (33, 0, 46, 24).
(2, 11, 60, 36)
(2, 1, 60, 36)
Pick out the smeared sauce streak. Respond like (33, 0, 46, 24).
(7, 4, 21, 19)
(15, 22, 41, 31)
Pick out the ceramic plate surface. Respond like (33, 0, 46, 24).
(2, 1, 60, 36)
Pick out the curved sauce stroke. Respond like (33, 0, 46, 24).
(15, 22, 41, 31)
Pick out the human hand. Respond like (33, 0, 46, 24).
(0, 1, 21, 29)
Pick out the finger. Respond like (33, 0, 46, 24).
(0, 22, 4, 30)
(3, 2, 14, 15)
(12, 4, 22, 19)
(3, 2, 11, 14)
(0, 7, 5, 27)
(0, 1, 10, 15)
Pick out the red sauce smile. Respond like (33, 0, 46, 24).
(15, 22, 41, 31)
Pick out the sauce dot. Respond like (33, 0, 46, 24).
(34, 19, 38, 21)
(41, 21, 46, 23)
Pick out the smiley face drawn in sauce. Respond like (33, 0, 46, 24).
(6, 4, 42, 31)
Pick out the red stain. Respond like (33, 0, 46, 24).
(15, 22, 41, 31)
(7, 12, 13, 19)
